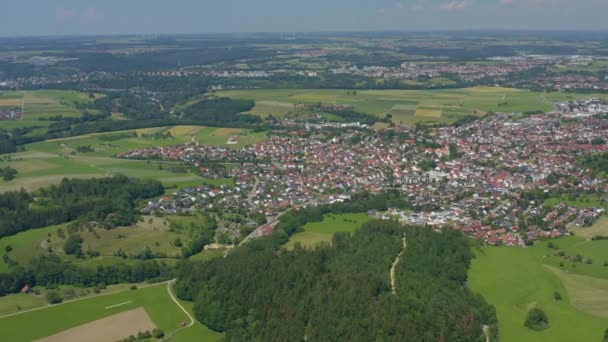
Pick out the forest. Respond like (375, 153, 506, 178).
(174, 220, 497, 341)
(0, 176, 164, 238)
(0, 255, 173, 296)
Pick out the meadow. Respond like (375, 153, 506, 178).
(284, 213, 373, 249)
(215, 87, 573, 126)
(572, 215, 608, 239)
(0, 90, 103, 131)
(0, 282, 185, 342)
(0, 125, 264, 192)
(0, 212, 224, 273)
(468, 239, 608, 342)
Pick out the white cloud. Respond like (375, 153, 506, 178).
(395, 2, 404, 9)
(439, 0, 473, 11)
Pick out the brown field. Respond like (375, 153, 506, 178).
(35, 308, 156, 342)
(0, 98, 22, 106)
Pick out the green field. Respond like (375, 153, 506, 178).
(284, 213, 373, 249)
(0, 282, 183, 341)
(0, 90, 103, 131)
(0, 281, 222, 342)
(0, 214, 222, 273)
(0, 125, 263, 192)
(541, 236, 608, 280)
(215, 87, 570, 126)
(572, 215, 608, 239)
(469, 240, 608, 342)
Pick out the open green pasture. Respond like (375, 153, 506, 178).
(0, 282, 188, 342)
(0, 90, 102, 131)
(572, 215, 608, 239)
(215, 87, 563, 126)
(0, 125, 261, 192)
(0, 214, 218, 272)
(469, 238, 608, 342)
(284, 213, 372, 249)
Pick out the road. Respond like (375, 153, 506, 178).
(246, 177, 260, 207)
(390, 233, 407, 295)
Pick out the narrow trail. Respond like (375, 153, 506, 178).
(390, 233, 407, 295)
(167, 279, 195, 328)
(482, 325, 490, 342)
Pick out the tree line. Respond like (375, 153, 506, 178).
(0, 254, 173, 296)
(0, 175, 164, 238)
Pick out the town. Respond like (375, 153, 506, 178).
(119, 103, 608, 246)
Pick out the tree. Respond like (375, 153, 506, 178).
(152, 328, 165, 339)
(603, 328, 608, 342)
(524, 308, 549, 331)
(45, 290, 63, 304)
(1, 167, 17, 181)
(63, 234, 83, 257)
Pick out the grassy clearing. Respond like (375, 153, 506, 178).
(542, 236, 608, 279)
(572, 215, 608, 239)
(0, 282, 187, 342)
(545, 266, 608, 319)
(216, 87, 562, 126)
(284, 213, 372, 249)
(173, 299, 223, 342)
(0, 214, 215, 271)
(469, 241, 608, 342)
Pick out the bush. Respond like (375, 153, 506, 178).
(45, 290, 63, 304)
(130, 285, 137, 290)
(152, 328, 165, 338)
(554, 291, 562, 301)
(524, 308, 549, 331)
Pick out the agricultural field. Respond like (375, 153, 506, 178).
(284, 213, 373, 249)
(0, 90, 102, 131)
(469, 239, 608, 342)
(0, 125, 264, 192)
(0, 281, 221, 342)
(215, 87, 574, 126)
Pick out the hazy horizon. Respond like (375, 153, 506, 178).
(2, 0, 608, 37)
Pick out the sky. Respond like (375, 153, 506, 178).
(1, 0, 608, 36)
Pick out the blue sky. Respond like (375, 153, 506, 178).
(1, 0, 608, 36)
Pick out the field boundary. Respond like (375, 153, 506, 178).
(0, 281, 169, 320)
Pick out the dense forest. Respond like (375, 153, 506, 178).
(0, 176, 164, 238)
(175, 220, 497, 341)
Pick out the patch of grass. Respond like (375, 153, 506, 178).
(572, 216, 608, 239)
(0, 282, 188, 342)
(469, 243, 608, 342)
(284, 213, 372, 249)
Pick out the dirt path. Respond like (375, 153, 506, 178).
(167, 279, 194, 328)
(390, 233, 407, 295)
(482, 325, 490, 342)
